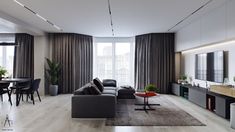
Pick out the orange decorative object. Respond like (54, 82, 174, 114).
(135, 92, 157, 97)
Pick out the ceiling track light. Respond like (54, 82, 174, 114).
(13, 0, 62, 31)
(168, 0, 213, 31)
(107, 0, 114, 36)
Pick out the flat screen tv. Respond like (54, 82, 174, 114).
(195, 51, 224, 83)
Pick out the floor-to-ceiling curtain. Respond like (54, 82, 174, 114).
(134, 33, 175, 94)
(49, 33, 93, 94)
(134, 34, 152, 91)
(13, 33, 34, 78)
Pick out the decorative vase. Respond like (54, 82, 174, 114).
(49, 85, 58, 96)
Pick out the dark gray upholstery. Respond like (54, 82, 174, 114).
(88, 83, 101, 95)
(93, 78, 104, 92)
(71, 79, 118, 118)
(74, 83, 91, 95)
(103, 79, 117, 87)
(118, 87, 135, 99)
(71, 94, 116, 118)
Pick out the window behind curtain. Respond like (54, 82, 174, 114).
(96, 43, 113, 79)
(93, 38, 134, 86)
(0, 34, 15, 77)
(0, 46, 15, 77)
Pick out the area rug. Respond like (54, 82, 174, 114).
(105, 96, 206, 126)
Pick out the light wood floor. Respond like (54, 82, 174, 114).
(0, 94, 235, 132)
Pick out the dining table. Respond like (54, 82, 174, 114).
(0, 78, 31, 106)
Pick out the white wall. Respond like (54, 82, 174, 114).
(176, 0, 235, 87)
(34, 35, 49, 96)
(182, 43, 235, 87)
(176, 0, 235, 52)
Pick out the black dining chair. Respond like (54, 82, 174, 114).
(19, 79, 41, 105)
(0, 82, 12, 105)
(10, 78, 32, 101)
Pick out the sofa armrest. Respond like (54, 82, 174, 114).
(71, 94, 116, 118)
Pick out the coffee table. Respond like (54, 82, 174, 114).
(134, 92, 160, 112)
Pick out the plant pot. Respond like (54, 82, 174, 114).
(49, 85, 58, 96)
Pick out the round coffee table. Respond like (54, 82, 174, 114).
(134, 92, 160, 112)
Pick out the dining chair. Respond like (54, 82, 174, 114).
(19, 79, 41, 105)
(10, 78, 32, 101)
(0, 82, 12, 105)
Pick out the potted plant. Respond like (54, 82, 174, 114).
(178, 75, 188, 84)
(45, 58, 60, 96)
(180, 75, 187, 81)
(144, 84, 160, 93)
(0, 66, 7, 80)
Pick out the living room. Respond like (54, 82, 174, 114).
(1, 0, 235, 132)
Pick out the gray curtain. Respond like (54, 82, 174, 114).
(49, 33, 93, 94)
(134, 33, 175, 94)
(13, 33, 34, 78)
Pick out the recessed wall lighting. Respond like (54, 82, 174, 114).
(181, 39, 235, 54)
(13, 0, 62, 31)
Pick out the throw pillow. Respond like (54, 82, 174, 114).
(88, 82, 102, 95)
(74, 83, 91, 95)
(93, 77, 104, 92)
(74, 88, 84, 95)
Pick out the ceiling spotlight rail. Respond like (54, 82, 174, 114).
(108, 0, 114, 36)
(13, 0, 62, 31)
(168, 0, 213, 31)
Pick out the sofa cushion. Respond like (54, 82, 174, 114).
(74, 83, 91, 95)
(104, 87, 117, 91)
(93, 78, 104, 92)
(88, 83, 102, 95)
(117, 87, 135, 99)
(118, 87, 135, 94)
(102, 79, 117, 87)
(102, 89, 116, 95)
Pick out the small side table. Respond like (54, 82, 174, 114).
(134, 92, 160, 112)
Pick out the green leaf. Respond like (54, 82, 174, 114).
(45, 58, 61, 85)
(144, 84, 159, 92)
(0, 66, 7, 77)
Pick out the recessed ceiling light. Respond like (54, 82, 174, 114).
(13, 0, 63, 31)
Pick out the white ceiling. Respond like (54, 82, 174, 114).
(0, 0, 228, 37)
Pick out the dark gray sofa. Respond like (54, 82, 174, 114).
(71, 79, 117, 118)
